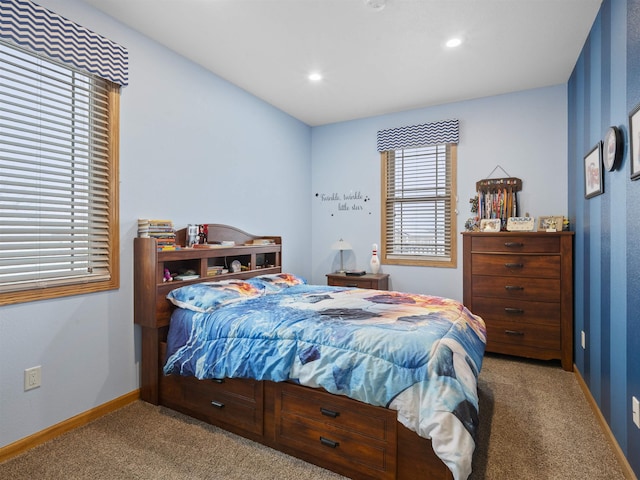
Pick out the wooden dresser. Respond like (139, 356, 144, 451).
(462, 232, 574, 371)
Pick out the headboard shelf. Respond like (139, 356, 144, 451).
(134, 225, 282, 329)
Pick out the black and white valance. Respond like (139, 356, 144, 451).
(0, 0, 128, 86)
(377, 119, 459, 152)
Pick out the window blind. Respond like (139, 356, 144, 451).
(383, 144, 454, 262)
(0, 41, 113, 293)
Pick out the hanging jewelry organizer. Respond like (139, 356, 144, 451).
(475, 166, 522, 229)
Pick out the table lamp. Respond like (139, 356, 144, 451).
(331, 239, 352, 273)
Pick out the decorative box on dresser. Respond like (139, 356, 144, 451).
(462, 232, 574, 371)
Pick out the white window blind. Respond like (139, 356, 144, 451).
(0, 41, 113, 293)
(382, 144, 456, 266)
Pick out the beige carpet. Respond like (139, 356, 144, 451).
(470, 354, 626, 479)
(0, 354, 628, 479)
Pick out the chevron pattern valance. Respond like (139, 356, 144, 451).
(0, 0, 128, 86)
(376, 119, 459, 152)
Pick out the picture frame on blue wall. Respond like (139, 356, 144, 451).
(584, 142, 603, 199)
(629, 103, 640, 180)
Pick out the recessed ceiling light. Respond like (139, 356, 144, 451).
(308, 72, 323, 82)
(363, 0, 386, 11)
(446, 37, 463, 48)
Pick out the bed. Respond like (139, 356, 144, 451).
(133, 225, 486, 480)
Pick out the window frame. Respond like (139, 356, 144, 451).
(380, 144, 457, 268)
(0, 43, 120, 306)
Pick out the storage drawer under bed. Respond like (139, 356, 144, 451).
(161, 374, 264, 436)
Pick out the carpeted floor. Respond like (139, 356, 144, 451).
(0, 354, 628, 479)
(469, 354, 626, 479)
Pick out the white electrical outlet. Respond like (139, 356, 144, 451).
(633, 396, 640, 429)
(581, 330, 585, 349)
(24, 366, 41, 391)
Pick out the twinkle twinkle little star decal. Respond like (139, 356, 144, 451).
(315, 191, 372, 216)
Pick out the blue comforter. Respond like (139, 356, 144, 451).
(164, 281, 486, 480)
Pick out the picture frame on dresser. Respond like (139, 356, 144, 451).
(479, 218, 501, 232)
(629, 102, 640, 180)
(584, 142, 603, 198)
(537, 216, 564, 232)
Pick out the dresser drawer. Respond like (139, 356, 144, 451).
(277, 382, 392, 441)
(471, 253, 560, 278)
(471, 275, 561, 302)
(471, 235, 560, 253)
(326, 273, 389, 290)
(275, 383, 397, 479)
(277, 414, 395, 477)
(329, 276, 377, 289)
(486, 319, 561, 351)
(471, 297, 560, 326)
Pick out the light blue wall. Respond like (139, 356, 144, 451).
(311, 86, 568, 300)
(0, 0, 311, 449)
(568, 0, 639, 476)
(3, 2, 636, 476)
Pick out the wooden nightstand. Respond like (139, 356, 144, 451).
(326, 273, 389, 290)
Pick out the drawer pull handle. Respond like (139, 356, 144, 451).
(504, 263, 524, 268)
(320, 407, 340, 418)
(320, 436, 340, 448)
(211, 400, 225, 409)
(504, 307, 524, 314)
(504, 242, 524, 247)
(504, 330, 525, 336)
(345, 283, 358, 287)
(212, 378, 225, 384)
(504, 285, 524, 291)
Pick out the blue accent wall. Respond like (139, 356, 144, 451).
(567, 0, 639, 475)
(627, 1, 640, 473)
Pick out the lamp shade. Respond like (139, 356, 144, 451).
(331, 239, 352, 251)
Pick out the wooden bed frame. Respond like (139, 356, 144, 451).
(134, 224, 453, 480)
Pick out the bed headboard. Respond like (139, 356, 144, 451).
(133, 224, 282, 403)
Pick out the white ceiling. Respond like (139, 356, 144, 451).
(81, 0, 602, 126)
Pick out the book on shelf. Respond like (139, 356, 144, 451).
(174, 273, 199, 281)
(138, 219, 176, 243)
(158, 245, 180, 252)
